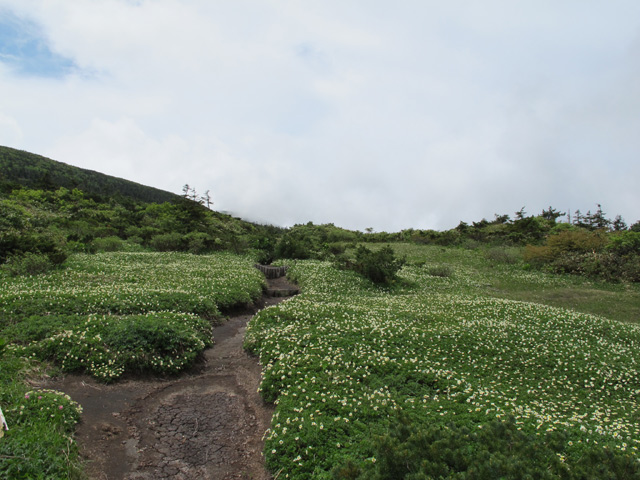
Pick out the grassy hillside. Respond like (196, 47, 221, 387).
(0, 148, 283, 270)
(0, 145, 179, 204)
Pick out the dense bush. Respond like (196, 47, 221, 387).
(275, 230, 315, 259)
(0, 185, 281, 263)
(336, 415, 640, 480)
(338, 245, 405, 284)
(92, 235, 125, 252)
(275, 223, 362, 260)
(524, 229, 640, 282)
(608, 231, 640, 256)
(149, 232, 185, 251)
(2, 252, 58, 276)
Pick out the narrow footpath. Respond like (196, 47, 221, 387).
(46, 276, 298, 480)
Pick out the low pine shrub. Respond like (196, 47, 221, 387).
(92, 236, 125, 252)
(2, 252, 56, 276)
(342, 245, 405, 285)
(149, 232, 185, 251)
(336, 415, 640, 480)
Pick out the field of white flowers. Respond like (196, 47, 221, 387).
(1, 252, 266, 381)
(1, 251, 266, 478)
(1, 251, 265, 318)
(246, 257, 640, 479)
(0, 253, 264, 381)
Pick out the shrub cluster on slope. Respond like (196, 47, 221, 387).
(524, 229, 640, 282)
(0, 186, 282, 275)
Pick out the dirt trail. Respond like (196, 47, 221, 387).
(44, 277, 297, 480)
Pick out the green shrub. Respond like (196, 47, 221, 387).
(149, 232, 185, 251)
(524, 229, 640, 282)
(2, 252, 55, 276)
(0, 353, 84, 480)
(608, 231, 640, 256)
(1, 315, 80, 343)
(341, 415, 640, 480)
(0, 230, 68, 265)
(328, 242, 347, 255)
(92, 235, 125, 252)
(547, 229, 608, 254)
(0, 389, 84, 479)
(101, 314, 211, 374)
(523, 244, 554, 266)
(343, 245, 405, 285)
(275, 231, 314, 259)
(185, 232, 211, 254)
(620, 255, 640, 282)
(274, 224, 354, 260)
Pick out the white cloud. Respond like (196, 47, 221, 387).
(0, 111, 23, 146)
(1, 0, 639, 230)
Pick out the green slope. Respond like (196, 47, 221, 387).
(0, 145, 179, 204)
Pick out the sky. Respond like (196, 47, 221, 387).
(0, 1, 639, 232)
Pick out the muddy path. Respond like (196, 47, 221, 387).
(44, 276, 298, 480)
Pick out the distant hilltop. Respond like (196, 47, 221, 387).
(0, 145, 180, 204)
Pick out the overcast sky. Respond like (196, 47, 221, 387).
(1, 1, 639, 231)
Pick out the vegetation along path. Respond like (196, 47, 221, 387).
(42, 276, 297, 480)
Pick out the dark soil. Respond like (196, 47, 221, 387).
(41, 277, 297, 480)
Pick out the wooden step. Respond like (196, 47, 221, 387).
(265, 287, 300, 297)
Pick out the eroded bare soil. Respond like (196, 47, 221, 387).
(43, 278, 295, 480)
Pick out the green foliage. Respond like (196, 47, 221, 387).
(344, 415, 640, 480)
(483, 246, 520, 264)
(0, 354, 84, 479)
(275, 229, 315, 259)
(524, 229, 640, 282)
(149, 232, 185, 251)
(9, 313, 211, 381)
(0, 252, 265, 319)
(608, 231, 640, 256)
(1, 151, 283, 263)
(341, 245, 405, 284)
(92, 235, 125, 252)
(275, 223, 358, 260)
(0, 145, 177, 203)
(0, 184, 280, 261)
(0, 251, 265, 379)
(1, 252, 56, 276)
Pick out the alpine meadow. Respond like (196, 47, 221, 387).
(1, 146, 639, 479)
